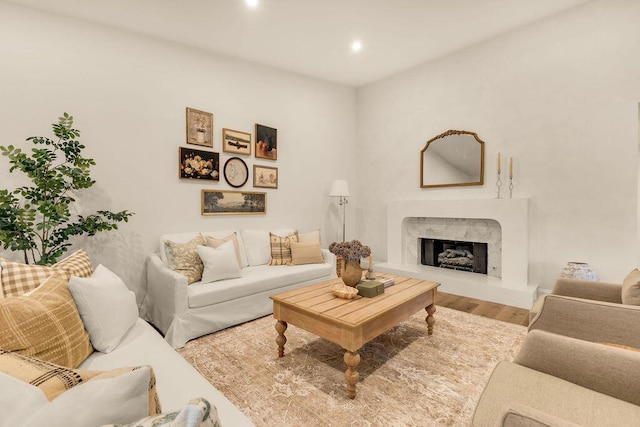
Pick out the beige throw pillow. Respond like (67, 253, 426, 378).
(164, 235, 206, 284)
(203, 233, 242, 269)
(0, 349, 161, 415)
(0, 273, 94, 368)
(268, 232, 299, 266)
(622, 268, 640, 305)
(0, 249, 93, 297)
(290, 242, 325, 265)
(297, 229, 321, 244)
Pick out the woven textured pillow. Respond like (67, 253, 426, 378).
(290, 241, 325, 265)
(0, 249, 93, 297)
(164, 235, 206, 284)
(268, 232, 299, 266)
(0, 273, 93, 368)
(0, 349, 161, 415)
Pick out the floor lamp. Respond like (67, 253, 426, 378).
(329, 179, 349, 242)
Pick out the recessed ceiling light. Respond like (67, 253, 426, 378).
(246, 0, 258, 8)
(351, 40, 362, 53)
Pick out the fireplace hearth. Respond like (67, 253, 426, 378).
(420, 238, 488, 274)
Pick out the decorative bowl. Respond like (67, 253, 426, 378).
(330, 284, 359, 299)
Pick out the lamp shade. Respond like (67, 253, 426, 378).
(329, 180, 349, 197)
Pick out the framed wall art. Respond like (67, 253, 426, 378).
(186, 107, 213, 147)
(253, 165, 278, 189)
(223, 157, 249, 188)
(222, 128, 252, 156)
(201, 190, 266, 215)
(255, 123, 277, 160)
(179, 147, 220, 181)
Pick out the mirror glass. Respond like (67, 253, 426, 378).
(420, 130, 485, 188)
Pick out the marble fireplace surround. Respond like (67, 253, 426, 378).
(375, 198, 538, 309)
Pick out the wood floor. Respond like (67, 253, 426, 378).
(437, 291, 530, 326)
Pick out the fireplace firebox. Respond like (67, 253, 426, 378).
(420, 238, 488, 274)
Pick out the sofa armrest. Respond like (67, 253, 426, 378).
(496, 403, 581, 427)
(321, 248, 337, 275)
(514, 330, 640, 406)
(529, 294, 640, 348)
(552, 277, 623, 303)
(143, 254, 189, 336)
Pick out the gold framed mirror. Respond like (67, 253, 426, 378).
(420, 130, 485, 189)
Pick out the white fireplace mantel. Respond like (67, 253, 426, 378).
(376, 198, 537, 308)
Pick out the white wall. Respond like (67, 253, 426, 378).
(0, 3, 357, 302)
(356, 0, 640, 291)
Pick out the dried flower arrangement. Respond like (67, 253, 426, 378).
(329, 240, 371, 262)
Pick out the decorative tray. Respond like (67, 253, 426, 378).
(330, 284, 359, 299)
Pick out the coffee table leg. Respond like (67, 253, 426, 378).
(344, 350, 361, 399)
(426, 303, 436, 335)
(275, 320, 287, 357)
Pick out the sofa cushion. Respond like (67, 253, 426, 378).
(0, 349, 160, 415)
(268, 232, 299, 266)
(203, 232, 243, 268)
(0, 364, 154, 427)
(0, 249, 93, 297)
(0, 273, 93, 368)
(164, 235, 206, 284)
(68, 264, 139, 353)
(472, 361, 640, 427)
(187, 261, 332, 308)
(290, 241, 325, 265)
(197, 242, 242, 283)
(622, 268, 640, 305)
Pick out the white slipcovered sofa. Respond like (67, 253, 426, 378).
(142, 228, 336, 348)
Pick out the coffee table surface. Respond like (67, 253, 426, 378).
(270, 274, 439, 398)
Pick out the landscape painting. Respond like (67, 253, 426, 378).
(201, 190, 266, 215)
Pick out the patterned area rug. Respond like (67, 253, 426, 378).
(178, 306, 526, 426)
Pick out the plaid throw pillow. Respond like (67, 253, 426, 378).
(268, 232, 299, 266)
(0, 350, 161, 415)
(0, 249, 93, 297)
(0, 273, 94, 368)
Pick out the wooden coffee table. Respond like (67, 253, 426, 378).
(270, 274, 439, 398)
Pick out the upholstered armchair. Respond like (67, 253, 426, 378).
(528, 272, 640, 349)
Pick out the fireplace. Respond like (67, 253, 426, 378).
(420, 238, 488, 274)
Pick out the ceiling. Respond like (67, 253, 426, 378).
(5, 0, 591, 87)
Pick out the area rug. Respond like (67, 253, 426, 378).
(178, 306, 527, 426)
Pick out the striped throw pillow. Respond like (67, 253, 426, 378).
(268, 232, 299, 266)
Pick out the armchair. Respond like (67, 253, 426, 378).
(472, 330, 640, 426)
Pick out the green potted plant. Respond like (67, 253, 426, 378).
(0, 113, 133, 265)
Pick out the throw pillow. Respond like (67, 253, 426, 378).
(0, 273, 93, 368)
(164, 235, 206, 284)
(268, 232, 299, 266)
(297, 229, 321, 244)
(622, 268, 640, 305)
(241, 229, 272, 266)
(0, 349, 160, 415)
(0, 249, 93, 297)
(290, 241, 325, 265)
(0, 364, 154, 426)
(196, 242, 242, 283)
(67, 264, 139, 353)
(202, 233, 242, 268)
(103, 397, 220, 427)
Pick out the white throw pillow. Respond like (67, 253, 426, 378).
(68, 264, 139, 353)
(0, 367, 150, 427)
(197, 241, 242, 283)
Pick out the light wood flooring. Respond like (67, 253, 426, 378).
(437, 291, 530, 326)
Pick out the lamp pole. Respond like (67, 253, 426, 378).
(339, 196, 348, 242)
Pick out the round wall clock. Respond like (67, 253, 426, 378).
(223, 157, 249, 188)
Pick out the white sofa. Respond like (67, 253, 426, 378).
(142, 228, 337, 349)
(79, 318, 254, 426)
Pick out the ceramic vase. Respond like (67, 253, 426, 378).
(341, 260, 362, 287)
(560, 262, 599, 281)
